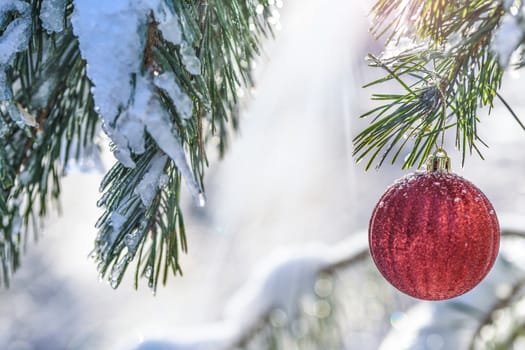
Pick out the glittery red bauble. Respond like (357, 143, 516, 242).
(369, 171, 500, 300)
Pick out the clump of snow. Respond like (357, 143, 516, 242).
(382, 37, 418, 59)
(0, 1, 31, 108)
(71, 0, 147, 165)
(154, 72, 193, 119)
(142, 99, 204, 204)
(180, 43, 201, 75)
(40, 0, 66, 33)
(491, 13, 524, 68)
(225, 233, 367, 325)
(0, 1, 30, 28)
(134, 152, 168, 206)
(155, 1, 182, 45)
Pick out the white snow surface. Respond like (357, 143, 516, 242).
(72, 0, 202, 201)
(40, 0, 66, 33)
(491, 13, 524, 68)
(135, 153, 168, 206)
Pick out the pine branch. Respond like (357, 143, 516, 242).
(0, 1, 99, 287)
(0, 0, 277, 290)
(355, 0, 511, 169)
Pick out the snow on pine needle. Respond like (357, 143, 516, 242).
(0, 1, 32, 126)
(71, 0, 202, 199)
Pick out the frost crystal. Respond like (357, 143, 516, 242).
(154, 72, 193, 119)
(135, 153, 168, 206)
(156, 1, 182, 45)
(491, 13, 524, 68)
(40, 0, 66, 33)
(180, 43, 202, 75)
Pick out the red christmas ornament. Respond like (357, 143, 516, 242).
(369, 150, 500, 300)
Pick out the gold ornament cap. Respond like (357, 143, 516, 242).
(427, 148, 450, 172)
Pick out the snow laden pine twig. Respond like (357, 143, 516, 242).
(72, 0, 278, 291)
(354, 0, 525, 171)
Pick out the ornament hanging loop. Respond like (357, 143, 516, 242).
(427, 148, 450, 172)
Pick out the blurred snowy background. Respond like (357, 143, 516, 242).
(2, 0, 525, 349)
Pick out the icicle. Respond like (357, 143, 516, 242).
(109, 255, 128, 289)
(198, 192, 207, 207)
(134, 153, 168, 206)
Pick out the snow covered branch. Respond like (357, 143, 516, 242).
(130, 232, 369, 350)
